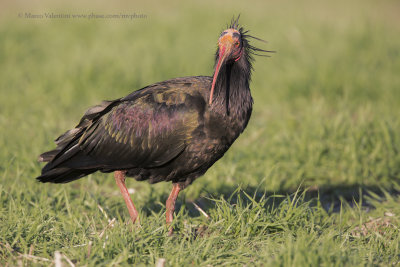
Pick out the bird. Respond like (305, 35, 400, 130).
(36, 16, 272, 232)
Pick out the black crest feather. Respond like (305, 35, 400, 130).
(227, 15, 275, 57)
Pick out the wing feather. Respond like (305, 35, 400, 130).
(38, 77, 208, 180)
(79, 87, 201, 169)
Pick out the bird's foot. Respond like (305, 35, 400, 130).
(167, 224, 174, 236)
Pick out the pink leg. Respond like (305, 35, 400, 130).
(166, 183, 182, 235)
(114, 171, 139, 224)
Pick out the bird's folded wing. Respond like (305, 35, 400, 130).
(77, 92, 200, 169)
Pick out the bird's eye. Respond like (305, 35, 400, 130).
(234, 41, 240, 47)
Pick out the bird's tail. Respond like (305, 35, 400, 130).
(36, 100, 116, 183)
(36, 132, 98, 183)
(36, 167, 96, 183)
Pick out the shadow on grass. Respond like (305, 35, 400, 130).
(141, 181, 400, 218)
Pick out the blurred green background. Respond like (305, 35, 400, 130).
(1, 0, 399, 194)
(1, 0, 400, 265)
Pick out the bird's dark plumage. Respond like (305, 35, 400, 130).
(37, 76, 246, 186)
(37, 17, 271, 227)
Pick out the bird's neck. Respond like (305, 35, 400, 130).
(211, 55, 253, 116)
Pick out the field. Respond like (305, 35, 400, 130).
(1, 0, 400, 266)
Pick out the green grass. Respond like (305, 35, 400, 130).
(1, 0, 400, 265)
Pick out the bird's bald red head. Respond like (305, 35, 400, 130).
(209, 29, 243, 105)
(219, 29, 241, 50)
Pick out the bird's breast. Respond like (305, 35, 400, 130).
(203, 104, 251, 147)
